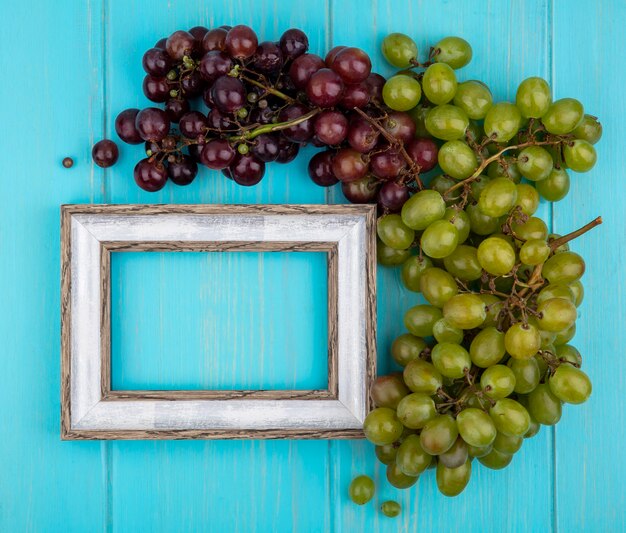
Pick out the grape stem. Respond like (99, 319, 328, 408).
(549, 216, 603, 250)
(238, 74, 295, 104)
(227, 108, 321, 142)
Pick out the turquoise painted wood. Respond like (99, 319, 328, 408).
(0, 0, 624, 531)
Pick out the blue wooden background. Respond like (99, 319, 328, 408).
(1, 0, 625, 531)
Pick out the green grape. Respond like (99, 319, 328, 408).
(420, 414, 459, 455)
(515, 184, 540, 215)
(403, 359, 443, 394)
(515, 77, 552, 118)
(511, 216, 548, 241)
(535, 167, 570, 201)
(453, 80, 492, 119)
(433, 36, 473, 69)
(436, 458, 471, 497)
(401, 255, 433, 292)
(508, 357, 540, 394)
(554, 323, 576, 345)
(542, 251, 585, 284)
(363, 407, 404, 445)
(443, 245, 482, 281)
(470, 175, 492, 201)
(382, 75, 422, 111)
(371, 374, 410, 409)
(425, 104, 469, 141)
(479, 295, 504, 328)
(563, 139, 597, 172)
(484, 102, 522, 142)
(377, 239, 412, 266)
(534, 354, 549, 379)
(432, 175, 462, 204)
(466, 203, 501, 235)
(573, 114, 602, 144)
(505, 322, 541, 360)
(467, 443, 493, 458)
(396, 434, 433, 476)
(443, 208, 471, 243)
(431, 342, 471, 378)
(419, 267, 458, 307)
(349, 475, 375, 505)
(442, 293, 486, 329)
(391, 334, 427, 367)
(375, 443, 398, 465)
(401, 189, 446, 230)
(537, 297, 577, 332)
(477, 237, 516, 276)
(380, 500, 402, 518)
(407, 104, 430, 137)
(487, 156, 522, 182)
(569, 280, 584, 307)
(549, 365, 592, 404)
(527, 383, 562, 425)
(386, 463, 418, 489)
(377, 214, 415, 250)
(541, 98, 584, 134)
(525, 417, 541, 438)
(456, 408, 497, 447)
(433, 318, 464, 344)
(478, 177, 518, 217)
(421, 220, 459, 258)
(489, 398, 531, 436)
(381, 32, 418, 68)
(519, 238, 551, 265)
(492, 432, 523, 454)
(478, 448, 513, 469)
(556, 344, 582, 367)
(422, 63, 458, 105)
(397, 392, 437, 429)
(470, 327, 506, 367)
(439, 436, 469, 469)
(516, 146, 553, 181)
(404, 304, 443, 337)
(438, 140, 478, 180)
(480, 364, 516, 399)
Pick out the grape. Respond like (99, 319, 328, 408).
(380, 501, 401, 518)
(401, 189, 446, 230)
(520, 239, 551, 265)
(349, 475, 375, 505)
(466, 204, 501, 235)
(420, 414, 459, 455)
(489, 398, 531, 437)
(403, 359, 443, 394)
(477, 237, 516, 276)
(431, 343, 471, 379)
(505, 322, 541, 360)
(134, 159, 168, 192)
(468, 444, 493, 458)
(453, 80, 493, 119)
(478, 177, 518, 216)
(487, 156, 521, 181)
(541, 98, 584, 134)
(115, 108, 143, 144)
(386, 463, 418, 489)
(331, 148, 369, 182)
(377, 214, 415, 250)
(142, 47, 173, 76)
(419, 267, 458, 307)
(230, 154, 265, 186)
(425, 104, 469, 141)
(492, 432, 523, 454)
(422, 63, 457, 105)
(331, 47, 371, 83)
(421, 220, 459, 258)
(516, 146, 553, 181)
(325, 45, 347, 66)
(371, 374, 410, 409)
(279, 28, 308, 60)
(397, 393, 436, 430)
(384, 112, 417, 142)
(479, 296, 505, 328)
(376, 444, 398, 465)
(537, 297, 577, 332)
(515, 77, 552, 118)
(433, 36, 472, 69)
(211, 76, 246, 113)
(549, 365, 592, 404)
(135, 107, 170, 142)
(511, 216, 548, 241)
(515, 184, 540, 215)
(382, 75, 422, 111)
(478, 448, 513, 470)
(569, 281, 584, 307)
(225, 25, 258, 59)
(396, 434, 433, 476)
(200, 139, 235, 169)
(91, 140, 119, 168)
(306, 150, 336, 187)
(166, 30, 196, 60)
(370, 148, 406, 179)
(278, 104, 314, 142)
(313, 110, 348, 145)
(433, 318, 464, 344)
(442, 294, 486, 329)
(443, 245, 482, 281)
(365, 73, 386, 102)
(406, 138, 438, 171)
(456, 408, 497, 447)
(202, 28, 227, 52)
(381, 33, 418, 68)
(436, 459, 471, 497)
(527, 383, 563, 425)
(484, 102, 522, 142)
(378, 181, 410, 212)
(443, 208, 471, 243)
(198, 51, 233, 82)
(470, 327, 506, 367)
(438, 140, 478, 180)
(347, 117, 379, 153)
(179, 111, 207, 139)
(536, 168, 570, 201)
(542, 251, 585, 284)
(563, 140, 597, 172)
(439, 437, 469, 469)
(165, 98, 190, 123)
(404, 303, 442, 337)
(480, 365, 516, 399)
(289, 53, 325, 89)
(306, 68, 345, 108)
(573, 114, 602, 144)
(391, 334, 427, 367)
(401, 255, 433, 292)
(363, 407, 404, 445)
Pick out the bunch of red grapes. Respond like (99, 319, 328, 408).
(95, 25, 436, 206)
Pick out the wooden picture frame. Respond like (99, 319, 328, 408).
(61, 204, 376, 440)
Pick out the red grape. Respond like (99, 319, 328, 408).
(331, 147, 369, 182)
(115, 108, 142, 144)
(306, 68, 345, 108)
(251, 133, 280, 162)
(142, 48, 173, 76)
(371, 148, 406, 179)
(275, 137, 299, 163)
(164, 99, 190, 123)
(365, 73, 385, 102)
(308, 151, 339, 186)
(347, 117, 379, 153)
(166, 30, 196, 60)
(253, 41, 283, 73)
(180, 71, 205, 97)
(210, 76, 246, 113)
(230, 153, 265, 185)
(314, 110, 348, 145)
(342, 176, 379, 203)
(135, 107, 170, 142)
(134, 159, 168, 191)
(288, 54, 325, 89)
(154, 38, 167, 50)
(331, 47, 371, 83)
(278, 104, 314, 142)
(91, 140, 119, 168)
(200, 139, 236, 169)
(406, 137, 439, 172)
(179, 111, 207, 139)
(279, 28, 309, 60)
(142, 75, 170, 102)
(188, 26, 209, 43)
(207, 109, 237, 131)
(340, 81, 370, 109)
(225, 25, 258, 59)
(198, 51, 233, 82)
(378, 181, 410, 212)
(202, 28, 227, 52)
(325, 45, 347, 66)
(384, 112, 416, 143)
(167, 156, 198, 185)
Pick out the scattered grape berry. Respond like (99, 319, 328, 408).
(62, 157, 74, 168)
(91, 140, 119, 168)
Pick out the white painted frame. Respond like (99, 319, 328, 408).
(61, 205, 376, 440)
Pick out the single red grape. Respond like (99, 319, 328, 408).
(200, 139, 236, 169)
(91, 140, 119, 168)
(142, 48, 173, 76)
(202, 28, 227, 52)
(371, 148, 406, 179)
(365, 73, 386, 102)
(325, 45, 347, 66)
(340, 81, 370, 109)
(347, 117, 379, 153)
(306, 68, 344, 108)
(253, 41, 283, 73)
(384, 112, 416, 143)
(210, 76, 246, 113)
(198, 51, 233, 82)
(378, 181, 410, 212)
(331, 147, 369, 182)
(166, 30, 196, 60)
(275, 136, 299, 163)
(314, 110, 348, 145)
(331, 47, 371, 83)
(225, 25, 258, 59)
(134, 158, 168, 191)
(135, 107, 171, 142)
(406, 137, 439, 172)
(230, 153, 265, 185)
(251, 133, 280, 162)
(342, 176, 379, 203)
(308, 151, 339, 187)
(278, 104, 314, 142)
(279, 28, 309, 60)
(142, 75, 170, 102)
(164, 99, 190, 123)
(180, 71, 205, 97)
(115, 108, 142, 144)
(288, 53, 325, 89)
(179, 111, 207, 139)
(167, 155, 198, 185)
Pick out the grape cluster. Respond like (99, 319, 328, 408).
(360, 32, 602, 502)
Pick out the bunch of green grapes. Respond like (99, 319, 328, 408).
(352, 32, 601, 507)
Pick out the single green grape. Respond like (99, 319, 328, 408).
(489, 398, 531, 437)
(403, 359, 443, 394)
(431, 175, 462, 204)
(433, 318, 464, 344)
(425, 104, 469, 141)
(377, 214, 415, 250)
(563, 139, 597, 172)
(573, 114, 602, 144)
(397, 393, 437, 429)
(420, 414, 459, 455)
(375, 443, 398, 465)
(478, 177, 518, 217)
(514, 183, 540, 215)
(466, 204, 501, 235)
(396, 434, 433, 476)
(456, 408, 497, 447)
(508, 357, 541, 394)
(536, 168, 570, 201)
(569, 280, 584, 307)
(436, 458, 471, 497)
(363, 407, 404, 445)
(470, 175, 492, 200)
(443, 245, 482, 281)
(422, 63, 458, 105)
(407, 104, 430, 137)
(478, 448, 513, 469)
(487, 156, 522, 182)
(527, 383, 562, 425)
(549, 365, 592, 404)
(401, 189, 446, 230)
(537, 297, 577, 332)
(419, 267, 459, 307)
(401, 255, 433, 292)
(542, 251, 585, 284)
(431, 342, 472, 378)
(470, 327, 506, 367)
(479, 295, 504, 328)
(467, 443, 493, 458)
(380, 500, 401, 518)
(537, 284, 576, 306)
(511, 216, 548, 241)
(492, 432, 523, 454)
(480, 364, 516, 399)
(442, 293, 486, 329)
(515, 77, 552, 118)
(524, 417, 541, 438)
(541, 98, 584, 134)
(519, 238, 551, 265)
(386, 463, 418, 489)
(554, 323, 576, 346)
(421, 220, 459, 258)
(382, 75, 422, 111)
(438, 140, 478, 180)
(349, 475, 375, 505)
(443, 207, 471, 243)
(381, 33, 418, 68)
(371, 374, 410, 409)
(391, 333, 427, 367)
(453, 80, 492, 119)
(433, 36, 473, 69)
(404, 304, 443, 337)
(477, 237, 516, 276)
(438, 437, 468, 470)
(505, 322, 541, 359)
(556, 344, 583, 367)
(484, 102, 522, 142)
(516, 146, 554, 181)
(377, 239, 411, 266)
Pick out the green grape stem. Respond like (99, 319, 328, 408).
(548, 216, 603, 250)
(227, 108, 321, 142)
(237, 73, 295, 104)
